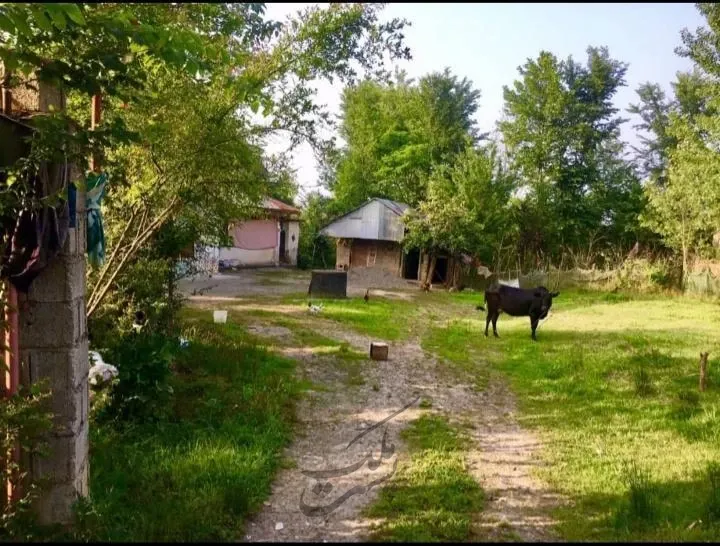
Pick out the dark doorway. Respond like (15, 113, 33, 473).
(433, 256, 448, 284)
(403, 248, 421, 279)
(279, 223, 287, 263)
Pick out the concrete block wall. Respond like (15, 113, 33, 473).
(10, 76, 89, 525)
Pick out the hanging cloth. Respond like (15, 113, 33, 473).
(86, 172, 107, 269)
(0, 162, 70, 293)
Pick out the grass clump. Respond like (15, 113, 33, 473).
(364, 414, 484, 542)
(614, 461, 658, 531)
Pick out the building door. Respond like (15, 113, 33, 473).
(403, 248, 421, 279)
(279, 222, 287, 264)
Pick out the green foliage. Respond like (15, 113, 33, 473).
(435, 288, 720, 540)
(297, 191, 339, 269)
(331, 69, 481, 210)
(614, 461, 658, 531)
(95, 331, 177, 424)
(0, 380, 53, 539)
(703, 462, 720, 527)
(403, 144, 516, 265)
(500, 47, 646, 263)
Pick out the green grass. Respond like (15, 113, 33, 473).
(279, 295, 419, 341)
(426, 289, 720, 541)
(61, 309, 302, 541)
(364, 414, 484, 542)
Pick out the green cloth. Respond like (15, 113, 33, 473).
(86, 172, 108, 269)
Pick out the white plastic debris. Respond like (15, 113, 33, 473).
(308, 303, 324, 314)
(213, 310, 228, 323)
(88, 351, 119, 386)
(179, 336, 190, 348)
(275, 522, 284, 531)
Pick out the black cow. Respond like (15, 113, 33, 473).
(476, 284, 559, 341)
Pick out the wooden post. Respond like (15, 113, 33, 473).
(700, 352, 709, 392)
(90, 94, 102, 172)
(1, 73, 21, 508)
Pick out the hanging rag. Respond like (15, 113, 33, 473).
(86, 172, 107, 269)
(0, 163, 70, 293)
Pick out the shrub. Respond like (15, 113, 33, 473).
(96, 331, 178, 424)
(0, 380, 53, 539)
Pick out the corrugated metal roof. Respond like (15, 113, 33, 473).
(319, 198, 412, 242)
(262, 197, 300, 213)
(375, 198, 410, 217)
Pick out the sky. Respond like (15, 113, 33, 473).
(262, 2, 708, 202)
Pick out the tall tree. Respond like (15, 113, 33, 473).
(331, 68, 482, 210)
(499, 46, 643, 263)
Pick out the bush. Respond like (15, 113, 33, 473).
(95, 331, 178, 424)
(0, 380, 53, 539)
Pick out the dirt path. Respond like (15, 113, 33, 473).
(232, 307, 564, 542)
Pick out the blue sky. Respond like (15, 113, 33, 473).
(262, 2, 707, 201)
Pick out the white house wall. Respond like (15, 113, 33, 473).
(218, 247, 277, 267)
(287, 220, 300, 266)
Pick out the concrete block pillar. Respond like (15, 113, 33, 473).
(11, 75, 89, 525)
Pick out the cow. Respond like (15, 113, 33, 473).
(476, 284, 559, 341)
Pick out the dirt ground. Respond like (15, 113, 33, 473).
(182, 268, 564, 542)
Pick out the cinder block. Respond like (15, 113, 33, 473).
(27, 256, 85, 302)
(32, 427, 87, 485)
(34, 482, 80, 525)
(21, 299, 85, 348)
(23, 345, 88, 433)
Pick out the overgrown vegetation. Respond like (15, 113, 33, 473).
(25, 310, 302, 541)
(365, 414, 484, 542)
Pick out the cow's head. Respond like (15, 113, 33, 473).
(533, 287, 560, 319)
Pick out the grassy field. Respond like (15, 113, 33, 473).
(364, 414, 485, 542)
(60, 309, 303, 541)
(428, 289, 720, 541)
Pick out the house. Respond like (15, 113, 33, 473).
(216, 197, 301, 269)
(320, 198, 451, 283)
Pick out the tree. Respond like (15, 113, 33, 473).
(330, 68, 482, 210)
(499, 46, 643, 264)
(74, 3, 412, 317)
(642, 113, 720, 282)
(403, 145, 516, 287)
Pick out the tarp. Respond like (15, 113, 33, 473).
(231, 220, 277, 250)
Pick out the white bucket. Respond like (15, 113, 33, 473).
(213, 310, 228, 324)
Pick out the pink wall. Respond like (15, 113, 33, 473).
(230, 220, 278, 250)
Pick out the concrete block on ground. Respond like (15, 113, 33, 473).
(370, 342, 389, 361)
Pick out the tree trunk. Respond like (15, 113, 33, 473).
(427, 254, 437, 288)
(682, 242, 688, 291)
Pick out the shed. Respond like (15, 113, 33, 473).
(320, 198, 439, 281)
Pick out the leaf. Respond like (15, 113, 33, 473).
(45, 5, 67, 30)
(0, 12, 15, 34)
(6, 9, 31, 37)
(61, 3, 86, 26)
(250, 99, 260, 114)
(29, 8, 53, 32)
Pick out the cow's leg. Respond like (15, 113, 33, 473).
(484, 311, 491, 337)
(492, 311, 500, 338)
(530, 316, 539, 341)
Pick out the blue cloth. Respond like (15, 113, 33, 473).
(86, 172, 108, 269)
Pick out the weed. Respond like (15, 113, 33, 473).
(615, 461, 657, 530)
(633, 366, 654, 397)
(419, 397, 433, 409)
(704, 462, 720, 527)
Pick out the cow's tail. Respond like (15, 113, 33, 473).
(475, 292, 486, 311)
